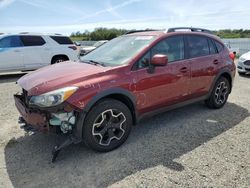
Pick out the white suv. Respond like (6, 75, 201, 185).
(0, 33, 78, 72)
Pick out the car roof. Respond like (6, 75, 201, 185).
(126, 30, 221, 42)
(0, 33, 68, 37)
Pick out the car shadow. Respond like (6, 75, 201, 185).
(4, 102, 249, 187)
(0, 73, 26, 83)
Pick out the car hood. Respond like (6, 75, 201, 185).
(81, 46, 96, 51)
(240, 51, 250, 60)
(17, 61, 110, 96)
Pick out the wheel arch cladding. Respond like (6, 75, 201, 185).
(208, 69, 233, 98)
(84, 88, 137, 125)
(220, 72, 232, 93)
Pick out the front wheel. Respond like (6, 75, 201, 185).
(82, 99, 132, 152)
(205, 77, 230, 109)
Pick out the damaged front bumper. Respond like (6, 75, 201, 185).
(14, 90, 86, 162)
(14, 93, 78, 134)
(14, 94, 48, 131)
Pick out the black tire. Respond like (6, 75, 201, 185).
(238, 72, 245, 76)
(205, 77, 230, 109)
(82, 99, 132, 152)
(51, 56, 68, 64)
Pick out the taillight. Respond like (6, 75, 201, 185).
(229, 52, 235, 61)
(68, 46, 77, 50)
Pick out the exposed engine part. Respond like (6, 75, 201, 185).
(49, 112, 76, 134)
(61, 121, 72, 133)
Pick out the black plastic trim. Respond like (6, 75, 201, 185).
(83, 87, 136, 113)
(138, 95, 209, 122)
(74, 87, 137, 140)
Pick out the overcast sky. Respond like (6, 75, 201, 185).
(1, 0, 250, 35)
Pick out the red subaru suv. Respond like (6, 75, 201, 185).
(14, 27, 235, 161)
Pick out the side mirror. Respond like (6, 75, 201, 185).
(147, 54, 168, 74)
(151, 54, 168, 66)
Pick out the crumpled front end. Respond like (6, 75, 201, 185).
(14, 89, 78, 134)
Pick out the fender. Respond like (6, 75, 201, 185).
(83, 87, 136, 113)
(208, 68, 233, 98)
(73, 87, 137, 141)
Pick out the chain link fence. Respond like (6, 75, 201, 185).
(222, 38, 250, 55)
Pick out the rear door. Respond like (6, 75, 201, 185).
(20, 35, 48, 70)
(0, 36, 24, 71)
(133, 35, 191, 114)
(186, 35, 219, 98)
(49, 36, 78, 61)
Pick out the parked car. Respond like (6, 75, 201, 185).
(79, 40, 108, 56)
(0, 33, 78, 72)
(14, 27, 235, 161)
(74, 41, 81, 46)
(237, 51, 250, 75)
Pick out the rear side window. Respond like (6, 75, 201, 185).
(50, 36, 73, 44)
(20, 36, 45, 46)
(208, 38, 217, 54)
(214, 41, 224, 52)
(0, 36, 23, 48)
(187, 35, 210, 58)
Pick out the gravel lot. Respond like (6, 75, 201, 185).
(0, 71, 249, 188)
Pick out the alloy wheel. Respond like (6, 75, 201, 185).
(92, 109, 126, 146)
(55, 59, 64, 63)
(214, 81, 228, 105)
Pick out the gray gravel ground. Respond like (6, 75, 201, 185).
(0, 71, 249, 188)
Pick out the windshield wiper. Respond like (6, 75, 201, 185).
(84, 60, 106, 67)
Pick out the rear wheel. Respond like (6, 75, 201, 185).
(205, 77, 230, 109)
(82, 99, 132, 152)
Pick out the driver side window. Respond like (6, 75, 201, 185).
(136, 36, 184, 69)
(152, 36, 184, 62)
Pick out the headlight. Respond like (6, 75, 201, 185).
(29, 86, 78, 107)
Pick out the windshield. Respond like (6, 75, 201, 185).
(80, 35, 156, 67)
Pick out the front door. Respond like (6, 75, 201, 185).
(0, 36, 24, 71)
(133, 35, 191, 114)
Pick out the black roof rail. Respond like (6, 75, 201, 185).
(125, 29, 161, 35)
(167, 27, 214, 34)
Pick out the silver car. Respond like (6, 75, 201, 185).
(238, 51, 250, 75)
(79, 40, 108, 56)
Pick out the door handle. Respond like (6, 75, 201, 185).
(179, 67, 188, 73)
(14, 49, 20, 52)
(213, 59, 219, 64)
